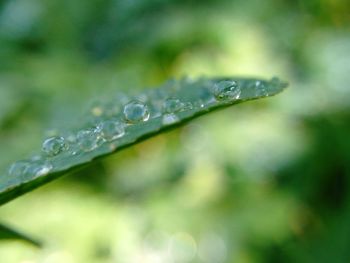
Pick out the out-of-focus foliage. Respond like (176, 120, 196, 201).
(0, 0, 349, 262)
(0, 223, 41, 247)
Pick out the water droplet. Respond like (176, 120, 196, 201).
(162, 114, 180, 126)
(96, 120, 125, 142)
(213, 80, 241, 101)
(255, 80, 267, 97)
(8, 159, 53, 180)
(28, 160, 53, 178)
(8, 161, 29, 177)
(42, 136, 68, 156)
(123, 100, 150, 124)
(163, 98, 185, 114)
(76, 129, 101, 152)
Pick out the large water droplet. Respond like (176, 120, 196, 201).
(123, 100, 150, 124)
(8, 161, 29, 177)
(77, 129, 101, 152)
(213, 80, 241, 101)
(96, 120, 125, 142)
(42, 136, 68, 156)
(163, 98, 185, 114)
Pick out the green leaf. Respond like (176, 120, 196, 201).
(0, 223, 42, 247)
(0, 76, 287, 205)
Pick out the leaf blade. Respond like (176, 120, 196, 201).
(0, 223, 42, 247)
(0, 76, 287, 205)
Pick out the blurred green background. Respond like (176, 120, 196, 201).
(0, 0, 350, 262)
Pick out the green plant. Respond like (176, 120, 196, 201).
(0, 76, 287, 245)
(0, 223, 41, 247)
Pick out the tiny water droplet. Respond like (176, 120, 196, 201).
(123, 100, 150, 124)
(255, 80, 268, 97)
(162, 114, 180, 126)
(163, 98, 185, 113)
(213, 80, 241, 101)
(42, 136, 68, 156)
(96, 120, 125, 142)
(63, 132, 80, 155)
(8, 161, 30, 177)
(77, 129, 101, 152)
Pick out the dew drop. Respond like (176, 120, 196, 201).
(255, 80, 268, 97)
(76, 129, 101, 152)
(28, 160, 53, 178)
(42, 136, 68, 156)
(64, 133, 80, 156)
(96, 120, 125, 142)
(8, 161, 30, 177)
(162, 114, 180, 126)
(123, 100, 150, 124)
(8, 159, 53, 180)
(163, 98, 185, 114)
(213, 80, 241, 101)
